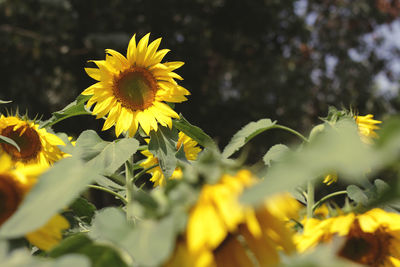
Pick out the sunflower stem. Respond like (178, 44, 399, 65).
(88, 185, 128, 205)
(273, 124, 309, 143)
(312, 190, 347, 212)
(307, 180, 315, 218)
(125, 156, 136, 225)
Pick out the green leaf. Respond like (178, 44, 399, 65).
(0, 100, 11, 104)
(0, 135, 20, 152)
(148, 126, 179, 178)
(263, 144, 289, 166)
(69, 197, 96, 224)
(73, 130, 139, 175)
(222, 118, 277, 158)
(241, 119, 376, 205)
(90, 207, 177, 266)
(49, 234, 129, 267)
(40, 94, 92, 128)
(347, 185, 368, 205)
(173, 114, 217, 149)
(0, 240, 90, 267)
(0, 157, 98, 238)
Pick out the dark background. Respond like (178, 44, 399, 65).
(1, 0, 400, 158)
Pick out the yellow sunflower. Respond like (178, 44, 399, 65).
(81, 33, 190, 137)
(296, 208, 400, 266)
(0, 154, 69, 251)
(355, 114, 381, 144)
(165, 170, 297, 267)
(0, 115, 66, 166)
(140, 132, 201, 187)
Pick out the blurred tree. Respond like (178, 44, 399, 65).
(0, 0, 399, 157)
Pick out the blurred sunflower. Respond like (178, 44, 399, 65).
(140, 132, 201, 187)
(355, 114, 382, 144)
(81, 33, 190, 137)
(296, 208, 400, 266)
(165, 170, 298, 267)
(0, 115, 66, 166)
(0, 154, 69, 251)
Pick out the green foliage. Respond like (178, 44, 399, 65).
(263, 144, 289, 166)
(49, 234, 128, 267)
(0, 135, 20, 152)
(40, 95, 92, 129)
(222, 118, 276, 158)
(0, 240, 90, 267)
(173, 114, 217, 150)
(0, 157, 98, 238)
(69, 197, 96, 225)
(72, 130, 139, 175)
(148, 126, 180, 178)
(89, 207, 177, 266)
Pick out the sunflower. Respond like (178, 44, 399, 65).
(165, 170, 297, 267)
(0, 154, 69, 251)
(140, 132, 201, 187)
(355, 114, 381, 144)
(296, 208, 400, 266)
(81, 33, 190, 137)
(0, 115, 66, 166)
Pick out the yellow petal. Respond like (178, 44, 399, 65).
(127, 34, 137, 64)
(135, 33, 151, 66)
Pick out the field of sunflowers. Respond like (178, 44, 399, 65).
(1, 33, 400, 267)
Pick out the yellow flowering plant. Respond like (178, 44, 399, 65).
(2, 32, 400, 267)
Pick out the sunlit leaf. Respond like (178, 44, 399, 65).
(222, 118, 276, 158)
(173, 114, 217, 149)
(148, 126, 179, 178)
(0, 135, 20, 152)
(0, 157, 98, 237)
(40, 94, 92, 128)
(263, 144, 289, 166)
(49, 234, 129, 267)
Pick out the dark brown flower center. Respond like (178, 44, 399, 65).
(113, 67, 158, 111)
(0, 174, 23, 226)
(338, 221, 391, 266)
(1, 125, 42, 162)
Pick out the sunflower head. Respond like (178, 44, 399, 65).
(82, 33, 190, 137)
(296, 208, 400, 266)
(165, 170, 296, 267)
(0, 115, 66, 165)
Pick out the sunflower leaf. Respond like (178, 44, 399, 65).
(263, 144, 289, 166)
(173, 114, 217, 150)
(40, 94, 92, 129)
(0, 157, 98, 238)
(49, 234, 129, 267)
(223, 118, 277, 158)
(148, 126, 179, 179)
(0, 135, 20, 152)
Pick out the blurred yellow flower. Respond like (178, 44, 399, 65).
(0, 115, 65, 166)
(296, 208, 400, 266)
(355, 114, 381, 144)
(82, 33, 190, 137)
(165, 170, 297, 267)
(0, 154, 69, 251)
(140, 132, 201, 187)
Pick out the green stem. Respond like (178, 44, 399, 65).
(312, 190, 347, 212)
(307, 180, 315, 218)
(125, 157, 135, 224)
(134, 163, 159, 182)
(273, 124, 309, 143)
(88, 185, 127, 205)
(137, 145, 148, 151)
